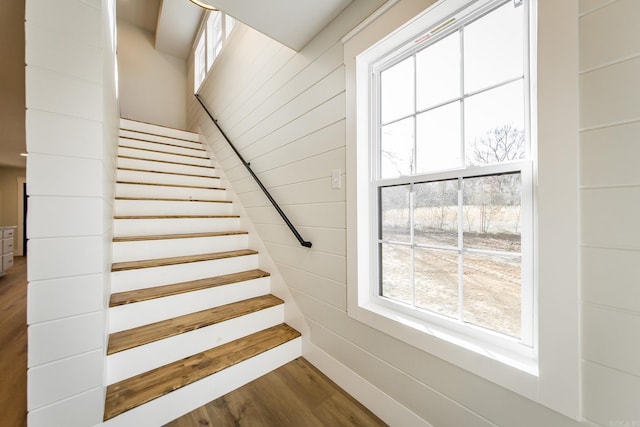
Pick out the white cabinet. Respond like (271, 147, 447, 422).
(0, 226, 16, 277)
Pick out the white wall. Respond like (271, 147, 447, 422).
(25, 0, 119, 425)
(186, 0, 640, 426)
(579, 0, 640, 425)
(118, 20, 187, 130)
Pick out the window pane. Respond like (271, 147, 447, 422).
(416, 101, 461, 173)
(464, 80, 525, 166)
(380, 56, 415, 124)
(415, 248, 458, 318)
(380, 185, 411, 242)
(194, 35, 206, 90)
(463, 174, 521, 253)
(381, 243, 412, 305)
(381, 117, 414, 178)
(463, 252, 521, 337)
(464, 2, 524, 93)
(414, 180, 458, 247)
(225, 14, 236, 39)
(207, 12, 222, 69)
(416, 32, 460, 110)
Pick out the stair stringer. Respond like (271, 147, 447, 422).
(196, 126, 312, 352)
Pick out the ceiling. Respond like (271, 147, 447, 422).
(117, 0, 354, 57)
(195, 0, 354, 51)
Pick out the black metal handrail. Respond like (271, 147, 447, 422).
(195, 94, 312, 248)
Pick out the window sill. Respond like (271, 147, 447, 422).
(351, 299, 538, 400)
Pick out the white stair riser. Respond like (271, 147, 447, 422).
(111, 254, 259, 293)
(114, 217, 239, 237)
(117, 157, 217, 177)
(115, 183, 225, 200)
(120, 119, 200, 142)
(107, 305, 284, 384)
(117, 169, 221, 188)
(100, 338, 302, 427)
(114, 199, 233, 216)
(118, 147, 212, 167)
(112, 234, 249, 263)
(109, 277, 271, 333)
(119, 138, 207, 158)
(120, 129, 203, 150)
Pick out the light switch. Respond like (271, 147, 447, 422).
(331, 169, 341, 189)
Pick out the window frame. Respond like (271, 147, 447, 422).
(345, 0, 581, 419)
(193, 10, 237, 92)
(368, 0, 535, 356)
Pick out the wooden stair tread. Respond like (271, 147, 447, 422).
(116, 180, 224, 190)
(118, 155, 215, 168)
(119, 145, 208, 160)
(116, 196, 231, 203)
(119, 136, 206, 152)
(111, 249, 257, 272)
(113, 230, 247, 242)
(118, 167, 218, 179)
(107, 294, 284, 355)
(109, 269, 270, 307)
(120, 126, 200, 143)
(104, 323, 300, 420)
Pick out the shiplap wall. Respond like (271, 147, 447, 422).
(187, 0, 637, 425)
(579, 0, 640, 425)
(25, 0, 118, 425)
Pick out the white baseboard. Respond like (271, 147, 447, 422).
(305, 343, 433, 427)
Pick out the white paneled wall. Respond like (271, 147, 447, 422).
(186, 1, 587, 427)
(187, 0, 640, 426)
(579, 0, 640, 426)
(25, 0, 119, 425)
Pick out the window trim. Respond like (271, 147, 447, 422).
(369, 0, 535, 355)
(345, 0, 581, 419)
(193, 10, 237, 92)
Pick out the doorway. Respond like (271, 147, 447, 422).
(16, 177, 26, 256)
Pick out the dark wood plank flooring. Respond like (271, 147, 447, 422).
(164, 357, 387, 427)
(0, 256, 27, 427)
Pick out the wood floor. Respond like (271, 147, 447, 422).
(164, 357, 387, 427)
(0, 258, 385, 426)
(0, 256, 27, 427)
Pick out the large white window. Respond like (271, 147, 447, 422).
(346, 0, 581, 418)
(372, 0, 533, 359)
(194, 10, 236, 91)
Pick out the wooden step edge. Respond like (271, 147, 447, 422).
(118, 167, 219, 179)
(119, 126, 202, 143)
(107, 294, 284, 354)
(119, 136, 206, 152)
(115, 197, 232, 203)
(117, 155, 215, 169)
(116, 181, 225, 190)
(111, 249, 257, 272)
(113, 214, 239, 220)
(120, 124, 200, 143)
(113, 230, 248, 243)
(109, 269, 269, 308)
(119, 144, 209, 160)
(104, 323, 301, 421)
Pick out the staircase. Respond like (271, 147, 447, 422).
(102, 119, 302, 426)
